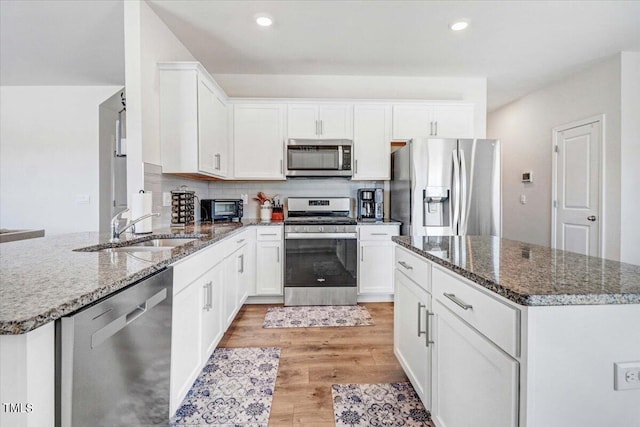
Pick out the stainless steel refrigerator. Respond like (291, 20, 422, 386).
(390, 138, 501, 236)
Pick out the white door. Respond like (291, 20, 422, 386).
(288, 104, 319, 138)
(359, 241, 395, 294)
(233, 104, 285, 179)
(353, 104, 392, 180)
(553, 121, 601, 256)
(197, 77, 216, 174)
(256, 241, 283, 295)
(318, 104, 353, 138)
(201, 263, 223, 361)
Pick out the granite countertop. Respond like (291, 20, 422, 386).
(0, 220, 282, 335)
(393, 235, 640, 306)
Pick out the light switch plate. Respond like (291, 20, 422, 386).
(75, 194, 90, 204)
(614, 361, 640, 390)
(162, 192, 172, 207)
(241, 194, 248, 205)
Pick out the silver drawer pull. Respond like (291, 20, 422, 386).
(443, 293, 473, 310)
(371, 233, 388, 236)
(417, 303, 426, 337)
(260, 233, 278, 236)
(236, 238, 245, 244)
(398, 261, 413, 270)
(425, 309, 434, 347)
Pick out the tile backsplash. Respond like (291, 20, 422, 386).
(144, 163, 386, 226)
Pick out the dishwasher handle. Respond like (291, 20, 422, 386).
(91, 288, 167, 349)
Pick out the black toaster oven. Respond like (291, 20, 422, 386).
(200, 199, 243, 222)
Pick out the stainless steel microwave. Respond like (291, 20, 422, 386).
(200, 199, 243, 222)
(286, 139, 353, 178)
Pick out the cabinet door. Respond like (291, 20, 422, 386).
(392, 105, 432, 140)
(233, 104, 285, 179)
(223, 254, 239, 328)
(211, 93, 228, 177)
(197, 77, 217, 174)
(201, 263, 223, 362)
(359, 240, 395, 294)
(318, 104, 353, 139)
(394, 270, 432, 408)
(432, 299, 519, 427)
(171, 282, 202, 413)
(353, 105, 391, 180)
(288, 104, 319, 138)
(255, 241, 283, 295)
(432, 105, 474, 138)
(236, 244, 253, 304)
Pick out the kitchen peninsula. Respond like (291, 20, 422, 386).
(392, 235, 640, 427)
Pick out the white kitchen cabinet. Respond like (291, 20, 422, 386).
(255, 227, 283, 295)
(431, 297, 519, 427)
(394, 268, 433, 408)
(287, 104, 353, 139)
(353, 105, 392, 180)
(233, 104, 286, 179)
(392, 103, 474, 140)
(200, 263, 223, 362)
(159, 62, 228, 178)
(357, 225, 399, 294)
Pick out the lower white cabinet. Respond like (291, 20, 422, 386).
(200, 263, 224, 363)
(394, 268, 433, 408)
(431, 298, 519, 427)
(357, 225, 399, 295)
(255, 227, 283, 295)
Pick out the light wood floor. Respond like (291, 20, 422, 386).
(218, 303, 408, 427)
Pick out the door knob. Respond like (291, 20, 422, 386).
(587, 215, 597, 222)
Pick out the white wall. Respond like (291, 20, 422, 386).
(620, 52, 640, 265)
(216, 74, 487, 137)
(488, 55, 622, 260)
(0, 86, 121, 234)
(124, 0, 195, 197)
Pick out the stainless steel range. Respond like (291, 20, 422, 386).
(284, 197, 358, 306)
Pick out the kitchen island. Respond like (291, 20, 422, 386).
(392, 235, 640, 427)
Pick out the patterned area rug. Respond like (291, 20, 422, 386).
(262, 305, 374, 328)
(332, 382, 435, 427)
(171, 347, 281, 426)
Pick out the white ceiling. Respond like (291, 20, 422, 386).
(0, 0, 124, 86)
(1, 1, 638, 110)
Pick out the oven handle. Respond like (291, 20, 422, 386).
(285, 232, 357, 240)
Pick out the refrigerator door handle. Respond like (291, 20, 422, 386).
(459, 149, 468, 235)
(452, 149, 461, 235)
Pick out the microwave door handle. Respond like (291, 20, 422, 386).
(338, 145, 344, 171)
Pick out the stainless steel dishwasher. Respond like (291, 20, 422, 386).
(57, 267, 173, 427)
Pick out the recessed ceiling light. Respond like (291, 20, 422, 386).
(255, 14, 273, 27)
(450, 21, 469, 31)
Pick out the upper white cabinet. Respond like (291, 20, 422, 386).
(233, 104, 286, 179)
(159, 63, 229, 178)
(353, 105, 392, 180)
(287, 104, 353, 139)
(392, 103, 474, 140)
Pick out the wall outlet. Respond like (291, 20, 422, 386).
(162, 192, 172, 207)
(614, 361, 640, 390)
(520, 194, 527, 204)
(241, 194, 248, 205)
(75, 194, 90, 204)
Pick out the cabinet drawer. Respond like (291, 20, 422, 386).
(359, 225, 399, 240)
(256, 226, 282, 241)
(222, 228, 253, 254)
(432, 267, 520, 357)
(395, 246, 431, 292)
(172, 243, 224, 295)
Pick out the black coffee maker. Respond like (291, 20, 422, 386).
(357, 188, 384, 221)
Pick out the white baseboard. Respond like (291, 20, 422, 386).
(357, 293, 394, 303)
(245, 295, 284, 304)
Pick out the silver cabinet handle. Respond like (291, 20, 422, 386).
(355, 159, 358, 174)
(280, 159, 283, 174)
(214, 153, 221, 170)
(425, 309, 434, 347)
(429, 121, 433, 136)
(398, 260, 413, 270)
(238, 254, 244, 273)
(236, 238, 245, 244)
(360, 245, 364, 262)
(443, 293, 473, 310)
(587, 215, 596, 222)
(315, 119, 319, 135)
(260, 233, 278, 236)
(371, 232, 388, 236)
(417, 303, 426, 337)
(203, 281, 213, 310)
(276, 249, 280, 263)
(320, 120, 323, 135)
(434, 121, 438, 136)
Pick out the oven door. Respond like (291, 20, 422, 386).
(285, 233, 357, 288)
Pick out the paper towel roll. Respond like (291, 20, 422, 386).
(131, 191, 153, 233)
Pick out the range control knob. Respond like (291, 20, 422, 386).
(319, 226, 324, 232)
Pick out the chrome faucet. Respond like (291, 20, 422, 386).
(110, 209, 160, 242)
